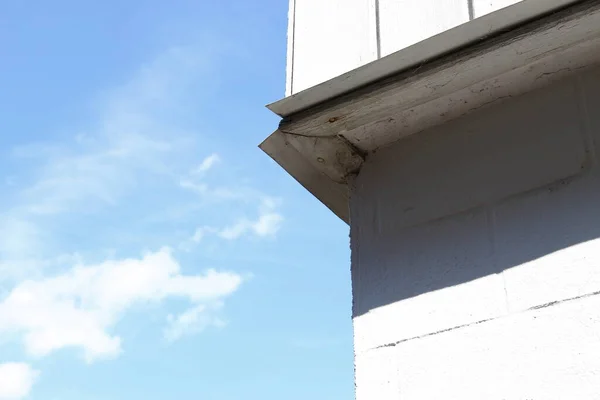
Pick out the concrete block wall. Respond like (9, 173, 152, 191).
(350, 66, 600, 399)
(285, 0, 521, 94)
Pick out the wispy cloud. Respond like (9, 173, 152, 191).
(178, 155, 261, 203)
(219, 211, 283, 240)
(178, 226, 217, 252)
(178, 196, 284, 252)
(12, 46, 208, 218)
(1, 45, 209, 281)
(192, 153, 221, 175)
(2, 42, 281, 274)
(0, 40, 282, 396)
(0, 248, 243, 362)
(164, 302, 226, 342)
(219, 197, 283, 240)
(0, 363, 39, 400)
(176, 154, 284, 249)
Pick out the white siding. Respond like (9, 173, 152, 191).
(285, 0, 546, 93)
(287, 0, 378, 94)
(473, 0, 522, 18)
(350, 67, 600, 399)
(378, 0, 469, 56)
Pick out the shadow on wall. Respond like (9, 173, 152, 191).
(350, 66, 600, 318)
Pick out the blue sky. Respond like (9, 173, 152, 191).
(0, 1, 353, 399)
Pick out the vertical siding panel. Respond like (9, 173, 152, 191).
(289, 0, 378, 94)
(285, 0, 296, 96)
(472, 0, 522, 18)
(378, 0, 469, 57)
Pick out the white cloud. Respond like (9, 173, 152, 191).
(0, 217, 44, 281)
(219, 198, 283, 240)
(13, 47, 206, 217)
(164, 303, 226, 342)
(192, 154, 220, 175)
(190, 227, 208, 243)
(0, 42, 282, 376)
(178, 226, 217, 252)
(179, 179, 209, 195)
(0, 363, 39, 400)
(1, 45, 211, 283)
(178, 197, 284, 251)
(0, 216, 85, 284)
(252, 212, 285, 237)
(0, 248, 243, 362)
(178, 178, 254, 202)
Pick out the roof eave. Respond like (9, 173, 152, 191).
(261, 0, 600, 224)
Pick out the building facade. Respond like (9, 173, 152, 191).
(262, 0, 600, 398)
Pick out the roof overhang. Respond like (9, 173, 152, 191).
(260, 0, 600, 223)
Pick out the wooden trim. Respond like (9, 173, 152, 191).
(261, 0, 600, 223)
(269, 0, 586, 117)
(259, 130, 350, 222)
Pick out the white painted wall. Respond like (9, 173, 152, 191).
(285, 0, 378, 95)
(285, 0, 527, 94)
(350, 66, 600, 399)
(473, 0, 522, 18)
(378, 0, 469, 57)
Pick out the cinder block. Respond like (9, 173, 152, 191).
(353, 78, 587, 234)
(352, 209, 507, 353)
(494, 174, 600, 312)
(580, 68, 600, 162)
(354, 347, 400, 400)
(386, 295, 600, 399)
(490, 68, 600, 312)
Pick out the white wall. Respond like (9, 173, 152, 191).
(286, 0, 522, 94)
(473, 0, 521, 18)
(285, 0, 378, 95)
(350, 66, 600, 399)
(378, 0, 469, 57)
